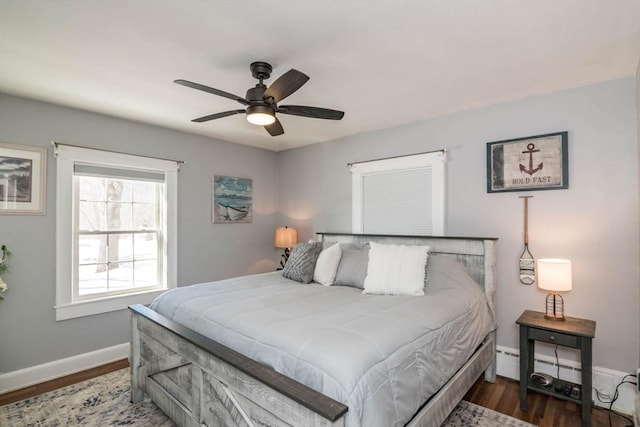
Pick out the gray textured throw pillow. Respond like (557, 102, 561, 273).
(333, 248, 369, 289)
(282, 241, 323, 284)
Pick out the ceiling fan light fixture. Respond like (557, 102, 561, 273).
(246, 105, 275, 126)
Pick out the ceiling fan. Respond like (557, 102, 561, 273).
(174, 61, 345, 137)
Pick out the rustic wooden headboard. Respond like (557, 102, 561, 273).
(317, 232, 498, 318)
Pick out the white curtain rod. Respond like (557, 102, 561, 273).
(346, 149, 446, 167)
(51, 141, 186, 165)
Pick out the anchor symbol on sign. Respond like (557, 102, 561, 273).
(519, 143, 543, 176)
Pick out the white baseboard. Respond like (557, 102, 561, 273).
(496, 345, 636, 416)
(0, 342, 129, 394)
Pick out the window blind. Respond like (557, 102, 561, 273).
(362, 168, 433, 234)
(351, 151, 445, 235)
(74, 163, 165, 182)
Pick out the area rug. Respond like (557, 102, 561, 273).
(444, 400, 536, 426)
(0, 368, 536, 426)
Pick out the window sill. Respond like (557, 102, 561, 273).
(55, 289, 167, 321)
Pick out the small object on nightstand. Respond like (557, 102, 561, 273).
(537, 259, 572, 320)
(571, 385, 581, 398)
(530, 372, 553, 386)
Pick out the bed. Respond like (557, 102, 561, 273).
(129, 233, 497, 427)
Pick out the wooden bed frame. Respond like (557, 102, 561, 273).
(129, 233, 497, 427)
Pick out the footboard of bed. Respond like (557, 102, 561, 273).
(129, 304, 348, 427)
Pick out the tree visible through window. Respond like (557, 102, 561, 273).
(55, 143, 178, 321)
(76, 175, 161, 298)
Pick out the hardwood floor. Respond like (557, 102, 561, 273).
(0, 358, 128, 406)
(0, 360, 634, 426)
(465, 375, 634, 427)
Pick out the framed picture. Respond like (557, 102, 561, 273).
(0, 143, 47, 215)
(212, 175, 253, 223)
(486, 131, 568, 193)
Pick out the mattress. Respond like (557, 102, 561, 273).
(150, 255, 495, 427)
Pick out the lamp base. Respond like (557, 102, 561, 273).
(545, 292, 566, 321)
(279, 247, 291, 269)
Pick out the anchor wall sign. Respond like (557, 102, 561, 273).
(486, 131, 568, 193)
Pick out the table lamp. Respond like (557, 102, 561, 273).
(274, 226, 298, 269)
(537, 258, 572, 320)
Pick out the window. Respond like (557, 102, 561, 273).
(351, 151, 446, 235)
(55, 145, 178, 321)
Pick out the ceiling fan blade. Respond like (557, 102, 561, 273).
(278, 105, 344, 120)
(264, 118, 284, 136)
(174, 79, 249, 105)
(263, 69, 309, 103)
(192, 109, 245, 122)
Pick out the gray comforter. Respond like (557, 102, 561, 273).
(150, 255, 495, 427)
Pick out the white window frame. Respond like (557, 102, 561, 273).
(351, 151, 446, 235)
(55, 145, 178, 321)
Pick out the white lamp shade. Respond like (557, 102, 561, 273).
(274, 227, 298, 248)
(537, 259, 572, 292)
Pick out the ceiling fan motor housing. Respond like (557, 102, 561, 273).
(245, 84, 270, 104)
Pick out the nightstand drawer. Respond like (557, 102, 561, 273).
(528, 328, 578, 347)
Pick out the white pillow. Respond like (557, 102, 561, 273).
(313, 243, 343, 286)
(363, 242, 430, 296)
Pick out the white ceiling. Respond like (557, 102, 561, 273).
(0, 1, 639, 152)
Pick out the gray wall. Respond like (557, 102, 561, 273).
(1, 77, 638, 377)
(278, 77, 639, 373)
(0, 94, 280, 373)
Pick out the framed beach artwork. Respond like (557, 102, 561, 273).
(486, 131, 568, 193)
(212, 175, 253, 223)
(0, 143, 47, 215)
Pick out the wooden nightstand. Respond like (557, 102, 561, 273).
(516, 310, 596, 427)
